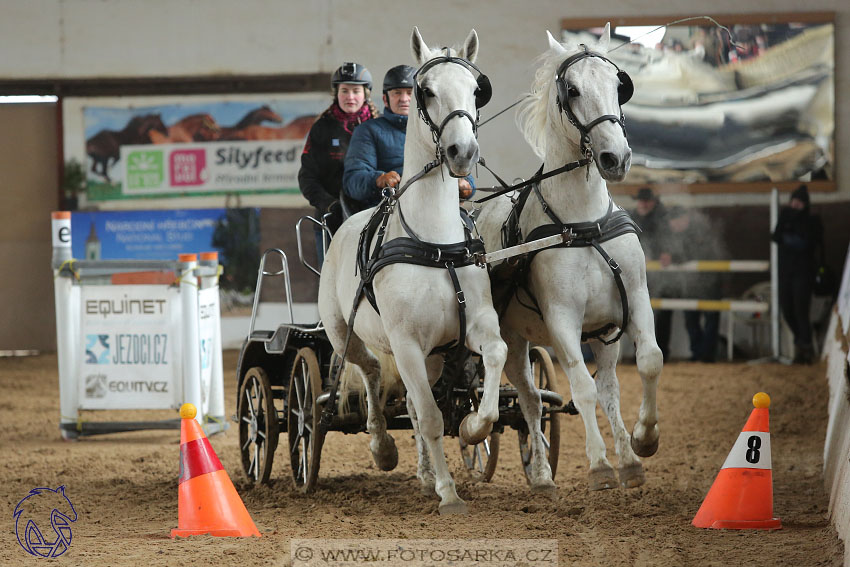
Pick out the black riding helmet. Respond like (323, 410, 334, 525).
(331, 62, 372, 90)
(382, 65, 416, 93)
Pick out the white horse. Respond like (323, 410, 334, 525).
(476, 24, 662, 490)
(318, 28, 507, 514)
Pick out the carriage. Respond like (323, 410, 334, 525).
(233, 218, 570, 492)
(235, 25, 660, 506)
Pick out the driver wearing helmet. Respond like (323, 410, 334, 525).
(343, 64, 474, 210)
(298, 62, 377, 260)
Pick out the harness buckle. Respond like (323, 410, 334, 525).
(435, 248, 442, 263)
(561, 227, 575, 245)
(607, 257, 620, 271)
(456, 289, 466, 305)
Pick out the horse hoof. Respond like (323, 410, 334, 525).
(588, 466, 618, 491)
(618, 463, 645, 488)
(372, 435, 399, 471)
(438, 500, 468, 515)
(630, 430, 659, 458)
(459, 413, 491, 445)
(530, 479, 557, 495)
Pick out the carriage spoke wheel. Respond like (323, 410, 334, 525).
(459, 431, 500, 482)
(238, 367, 279, 485)
(288, 347, 324, 493)
(519, 347, 561, 481)
(458, 386, 500, 482)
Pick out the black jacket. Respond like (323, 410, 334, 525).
(298, 112, 357, 227)
(772, 207, 823, 276)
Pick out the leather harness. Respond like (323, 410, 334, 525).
(493, 167, 641, 345)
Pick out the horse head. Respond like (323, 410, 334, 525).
(252, 105, 283, 124)
(411, 27, 485, 178)
(137, 114, 169, 138)
(521, 24, 632, 182)
(191, 113, 221, 141)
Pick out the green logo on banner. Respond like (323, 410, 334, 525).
(126, 151, 164, 189)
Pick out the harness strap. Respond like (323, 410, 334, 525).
(494, 192, 640, 345)
(476, 158, 591, 204)
(587, 240, 629, 345)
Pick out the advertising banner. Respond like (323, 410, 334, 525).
(78, 285, 182, 410)
(82, 97, 327, 201)
(71, 209, 225, 261)
(120, 139, 301, 197)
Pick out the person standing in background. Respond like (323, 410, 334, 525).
(298, 62, 378, 263)
(772, 184, 824, 364)
(666, 206, 723, 362)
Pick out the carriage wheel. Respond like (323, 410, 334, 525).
(238, 366, 279, 485)
(288, 347, 325, 493)
(519, 346, 562, 481)
(459, 432, 500, 482)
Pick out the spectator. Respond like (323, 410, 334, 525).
(298, 62, 377, 263)
(344, 64, 473, 210)
(631, 187, 673, 360)
(771, 184, 824, 364)
(666, 206, 723, 362)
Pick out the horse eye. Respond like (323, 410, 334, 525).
(423, 88, 435, 98)
(568, 86, 580, 98)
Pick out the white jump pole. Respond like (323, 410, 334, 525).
(52, 211, 79, 440)
(199, 251, 225, 427)
(178, 253, 203, 426)
(770, 188, 780, 360)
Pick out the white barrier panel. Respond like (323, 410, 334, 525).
(823, 241, 850, 567)
(78, 285, 181, 410)
(51, 211, 226, 439)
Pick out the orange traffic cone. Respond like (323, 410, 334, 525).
(171, 403, 261, 537)
(692, 392, 781, 530)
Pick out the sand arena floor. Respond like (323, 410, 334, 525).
(0, 352, 843, 566)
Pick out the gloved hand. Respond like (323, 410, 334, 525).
(376, 171, 401, 189)
(326, 200, 343, 234)
(458, 178, 473, 200)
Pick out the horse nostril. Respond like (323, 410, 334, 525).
(446, 145, 459, 160)
(599, 152, 619, 171)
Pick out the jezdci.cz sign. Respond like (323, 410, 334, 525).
(121, 139, 302, 196)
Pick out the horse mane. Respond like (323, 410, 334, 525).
(516, 38, 584, 159)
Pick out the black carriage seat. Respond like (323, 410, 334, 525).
(340, 191, 368, 221)
(250, 322, 326, 355)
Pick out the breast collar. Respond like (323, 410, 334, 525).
(355, 197, 485, 357)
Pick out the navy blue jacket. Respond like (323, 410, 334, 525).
(343, 108, 408, 207)
(343, 107, 475, 208)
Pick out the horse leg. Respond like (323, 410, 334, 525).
(626, 295, 663, 457)
(549, 328, 616, 490)
(502, 330, 555, 492)
(458, 312, 508, 445)
(589, 340, 645, 488)
(390, 340, 465, 514)
(407, 355, 443, 496)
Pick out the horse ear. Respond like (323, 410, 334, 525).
(460, 29, 479, 63)
(598, 22, 611, 52)
(411, 27, 429, 65)
(546, 30, 565, 53)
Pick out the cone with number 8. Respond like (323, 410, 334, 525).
(692, 392, 781, 529)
